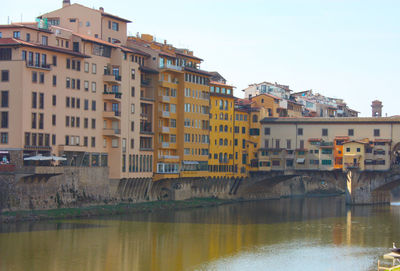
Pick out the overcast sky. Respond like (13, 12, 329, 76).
(2, 0, 399, 116)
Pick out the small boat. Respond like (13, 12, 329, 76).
(392, 243, 400, 254)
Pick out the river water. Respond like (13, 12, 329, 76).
(1, 196, 400, 271)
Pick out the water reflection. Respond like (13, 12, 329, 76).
(0, 196, 399, 271)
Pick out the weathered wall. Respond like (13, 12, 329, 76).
(0, 167, 111, 212)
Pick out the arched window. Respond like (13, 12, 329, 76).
(219, 139, 223, 145)
(252, 114, 258, 123)
(224, 125, 228, 132)
(219, 100, 223, 109)
(219, 125, 223, 132)
(224, 139, 228, 145)
(224, 100, 228, 110)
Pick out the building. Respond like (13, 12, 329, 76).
(0, 1, 154, 180)
(208, 78, 235, 177)
(243, 81, 291, 100)
(259, 117, 400, 172)
(372, 100, 383, 117)
(126, 34, 211, 180)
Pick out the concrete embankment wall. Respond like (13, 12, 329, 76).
(0, 167, 112, 212)
(0, 169, 346, 212)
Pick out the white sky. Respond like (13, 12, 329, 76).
(2, 0, 400, 116)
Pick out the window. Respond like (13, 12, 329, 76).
(374, 129, 380, 137)
(1, 91, 8, 108)
(91, 119, 96, 129)
(31, 113, 37, 129)
(32, 71, 37, 83)
(52, 75, 57, 86)
(321, 148, 332, 154)
(84, 62, 89, 72)
(52, 114, 56, 126)
(131, 87, 135, 97)
(0, 48, 11, 61)
(297, 128, 303, 136)
(39, 73, 44, 84)
(92, 63, 97, 74)
(357, 148, 361, 152)
(92, 100, 96, 111)
(131, 104, 135, 113)
(91, 137, 95, 147)
(131, 69, 135, 80)
(91, 82, 97, 92)
(112, 22, 119, 31)
(1, 112, 8, 128)
(252, 115, 258, 123)
(39, 93, 44, 109)
(346, 147, 350, 152)
(264, 127, 270, 135)
(322, 128, 328, 136)
(84, 81, 89, 91)
(13, 31, 20, 38)
(32, 92, 37, 108)
(41, 36, 48, 46)
(300, 140, 304, 149)
(321, 160, 332, 165)
(1, 70, 9, 82)
(287, 139, 291, 149)
(0, 132, 8, 144)
(52, 55, 57, 66)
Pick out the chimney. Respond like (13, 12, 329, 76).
(99, 7, 104, 12)
(164, 40, 167, 45)
(62, 0, 70, 8)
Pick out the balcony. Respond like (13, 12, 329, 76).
(160, 64, 182, 72)
(161, 96, 170, 103)
(141, 78, 151, 86)
(162, 111, 170, 118)
(26, 61, 51, 71)
(103, 92, 122, 102)
(320, 142, 334, 147)
(158, 154, 180, 160)
(103, 110, 121, 120)
(140, 95, 155, 102)
(162, 142, 170, 148)
(219, 158, 229, 164)
(103, 128, 121, 137)
(103, 73, 122, 84)
(162, 126, 170, 133)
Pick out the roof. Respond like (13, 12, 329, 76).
(0, 38, 89, 58)
(73, 33, 119, 48)
(0, 23, 52, 34)
(343, 140, 369, 145)
(175, 51, 203, 61)
(184, 66, 211, 77)
(260, 117, 400, 125)
(250, 93, 281, 101)
(120, 45, 150, 57)
(374, 139, 392, 143)
(40, 3, 131, 23)
(139, 66, 159, 74)
(210, 81, 235, 88)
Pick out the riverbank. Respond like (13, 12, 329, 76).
(0, 198, 240, 223)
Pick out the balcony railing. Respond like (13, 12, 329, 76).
(345, 163, 359, 168)
(162, 111, 170, 118)
(158, 154, 179, 160)
(141, 78, 151, 86)
(219, 158, 229, 164)
(162, 96, 170, 102)
(103, 92, 122, 99)
(103, 128, 121, 136)
(320, 142, 334, 146)
(162, 142, 170, 148)
(26, 61, 51, 70)
(160, 64, 182, 71)
(162, 126, 170, 133)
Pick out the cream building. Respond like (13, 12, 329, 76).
(0, 1, 154, 180)
(259, 117, 400, 172)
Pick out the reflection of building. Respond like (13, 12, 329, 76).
(259, 117, 399, 172)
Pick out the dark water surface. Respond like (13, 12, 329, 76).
(1, 196, 400, 271)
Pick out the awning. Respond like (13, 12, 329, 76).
(296, 158, 305, 164)
(24, 154, 52, 161)
(182, 161, 199, 165)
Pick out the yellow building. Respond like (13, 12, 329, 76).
(342, 140, 367, 171)
(209, 79, 235, 177)
(127, 35, 211, 180)
(233, 99, 251, 176)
